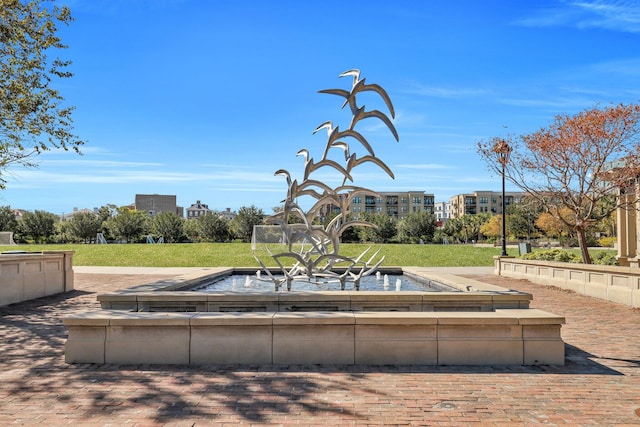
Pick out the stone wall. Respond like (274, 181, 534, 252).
(495, 256, 640, 308)
(0, 251, 74, 306)
(65, 308, 565, 366)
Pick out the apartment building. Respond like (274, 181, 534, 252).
(433, 201, 450, 225)
(449, 191, 524, 219)
(346, 190, 435, 220)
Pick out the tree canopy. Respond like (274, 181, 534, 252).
(231, 205, 264, 242)
(478, 103, 640, 263)
(0, 0, 83, 186)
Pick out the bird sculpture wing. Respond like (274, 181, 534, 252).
(303, 157, 354, 182)
(351, 79, 395, 118)
(317, 88, 351, 108)
(350, 108, 399, 142)
(335, 128, 375, 156)
(346, 154, 395, 179)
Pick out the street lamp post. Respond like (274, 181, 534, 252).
(495, 139, 512, 257)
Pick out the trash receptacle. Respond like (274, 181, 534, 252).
(518, 242, 532, 255)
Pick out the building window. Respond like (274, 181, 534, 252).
(479, 197, 488, 204)
(354, 197, 361, 204)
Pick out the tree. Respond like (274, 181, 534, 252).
(357, 212, 397, 243)
(507, 202, 542, 241)
(183, 217, 200, 242)
(0, 0, 83, 185)
(478, 103, 640, 263)
(54, 218, 73, 243)
(479, 215, 502, 241)
(106, 207, 149, 243)
(96, 204, 116, 240)
(151, 211, 184, 243)
(466, 213, 491, 242)
(68, 211, 101, 243)
(442, 217, 462, 243)
(18, 209, 57, 242)
(197, 212, 230, 242)
(398, 211, 437, 243)
(230, 205, 264, 242)
(0, 206, 18, 232)
(536, 209, 573, 243)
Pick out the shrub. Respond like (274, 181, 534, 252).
(591, 251, 619, 266)
(520, 249, 581, 263)
(521, 248, 618, 265)
(597, 236, 616, 248)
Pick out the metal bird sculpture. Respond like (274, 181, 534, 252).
(296, 148, 353, 182)
(313, 121, 375, 159)
(320, 69, 396, 119)
(256, 69, 399, 291)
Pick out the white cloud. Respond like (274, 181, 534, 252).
(405, 84, 489, 99)
(497, 96, 594, 109)
(513, 0, 640, 33)
(5, 165, 283, 188)
(587, 57, 640, 77)
(395, 163, 454, 170)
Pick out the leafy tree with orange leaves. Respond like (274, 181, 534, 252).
(479, 215, 502, 241)
(479, 103, 640, 264)
(535, 210, 571, 241)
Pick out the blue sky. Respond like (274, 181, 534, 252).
(3, 0, 640, 215)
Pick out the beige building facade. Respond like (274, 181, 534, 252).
(315, 190, 435, 223)
(350, 191, 435, 220)
(449, 191, 524, 219)
(617, 186, 640, 267)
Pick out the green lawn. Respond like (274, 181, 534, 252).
(0, 243, 508, 267)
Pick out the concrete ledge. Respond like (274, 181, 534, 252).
(64, 309, 565, 366)
(99, 291, 532, 313)
(191, 312, 275, 364)
(97, 268, 533, 312)
(0, 251, 74, 307)
(496, 256, 640, 308)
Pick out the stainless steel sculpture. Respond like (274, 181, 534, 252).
(252, 69, 398, 290)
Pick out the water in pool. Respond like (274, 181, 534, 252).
(193, 271, 456, 292)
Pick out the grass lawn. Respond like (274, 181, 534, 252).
(0, 243, 510, 267)
(1, 243, 616, 267)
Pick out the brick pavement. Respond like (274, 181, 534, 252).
(0, 271, 638, 426)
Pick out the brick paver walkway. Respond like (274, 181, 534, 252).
(0, 271, 638, 426)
